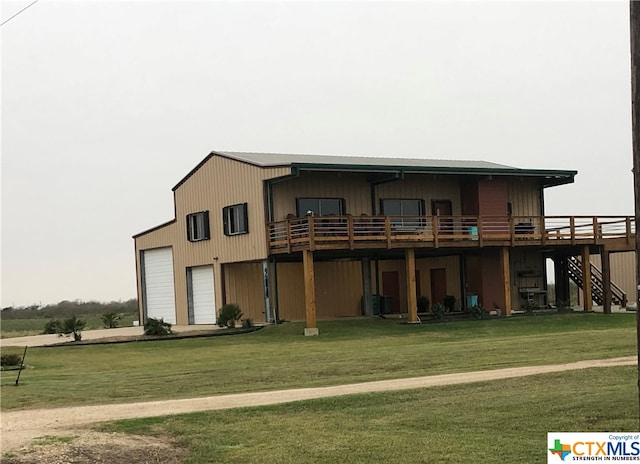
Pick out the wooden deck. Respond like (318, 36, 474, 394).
(266, 215, 636, 254)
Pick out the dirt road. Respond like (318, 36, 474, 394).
(2, 355, 636, 455)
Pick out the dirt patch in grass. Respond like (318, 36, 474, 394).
(2, 431, 188, 464)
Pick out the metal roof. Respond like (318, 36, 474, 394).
(215, 150, 515, 170)
(173, 150, 577, 191)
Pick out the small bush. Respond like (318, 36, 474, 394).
(241, 318, 254, 329)
(468, 304, 486, 320)
(101, 312, 121, 328)
(144, 317, 172, 336)
(217, 304, 243, 328)
(43, 319, 62, 334)
(1, 353, 22, 367)
(431, 302, 447, 320)
(61, 315, 86, 341)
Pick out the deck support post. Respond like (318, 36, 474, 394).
(302, 249, 318, 335)
(501, 247, 512, 316)
(405, 248, 418, 323)
(601, 247, 612, 315)
(581, 246, 593, 312)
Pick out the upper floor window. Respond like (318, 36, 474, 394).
(380, 199, 425, 229)
(223, 203, 248, 236)
(296, 198, 344, 217)
(187, 211, 210, 242)
(380, 199, 424, 216)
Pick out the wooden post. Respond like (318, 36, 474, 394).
(570, 216, 576, 245)
(581, 246, 593, 312)
(405, 248, 418, 323)
(433, 216, 439, 248)
(348, 215, 354, 249)
(501, 247, 512, 316)
(302, 249, 318, 335)
(308, 216, 315, 252)
(630, 0, 640, 428)
(601, 247, 612, 315)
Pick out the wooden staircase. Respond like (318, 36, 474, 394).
(567, 256, 627, 307)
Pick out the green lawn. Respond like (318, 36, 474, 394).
(101, 365, 638, 464)
(1, 313, 636, 410)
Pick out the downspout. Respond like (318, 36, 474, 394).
(368, 170, 404, 306)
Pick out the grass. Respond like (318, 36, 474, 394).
(1, 315, 138, 338)
(1, 313, 636, 410)
(101, 365, 639, 464)
(31, 435, 76, 446)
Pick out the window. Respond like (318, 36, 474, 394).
(223, 203, 248, 236)
(187, 211, 210, 242)
(296, 198, 344, 216)
(380, 199, 425, 229)
(381, 199, 423, 216)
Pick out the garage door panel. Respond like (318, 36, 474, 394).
(190, 265, 216, 324)
(142, 247, 176, 324)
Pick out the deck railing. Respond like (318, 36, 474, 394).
(266, 215, 635, 253)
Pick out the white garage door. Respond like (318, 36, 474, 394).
(189, 265, 216, 324)
(142, 247, 176, 324)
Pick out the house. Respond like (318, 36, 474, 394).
(133, 151, 635, 335)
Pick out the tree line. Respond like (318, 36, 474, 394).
(0, 299, 138, 320)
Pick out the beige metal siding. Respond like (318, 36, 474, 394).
(507, 178, 541, 217)
(316, 261, 363, 318)
(276, 260, 363, 321)
(224, 262, 266, 322)
(173, 156, 290, 265)
(590, 251, 636, 305)
(271, 171, 371, 220)
(375, 174, 461, 215)
(274, 262, 305, 320)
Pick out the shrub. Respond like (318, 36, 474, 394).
(43, 319, 62, 334)
(144, 317, 172, 336)
(101, 312, 121, 328)
(431, 302, 447, 320)
(417, 296, 430, 313)
(217, 304, 243, 328)
(241, 318, 254, 329)
(1, 353, 22, 367)
(468, 304, 486, 320)
(61, 315, 86, 341)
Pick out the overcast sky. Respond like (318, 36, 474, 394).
(1, 0, 633, 307)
